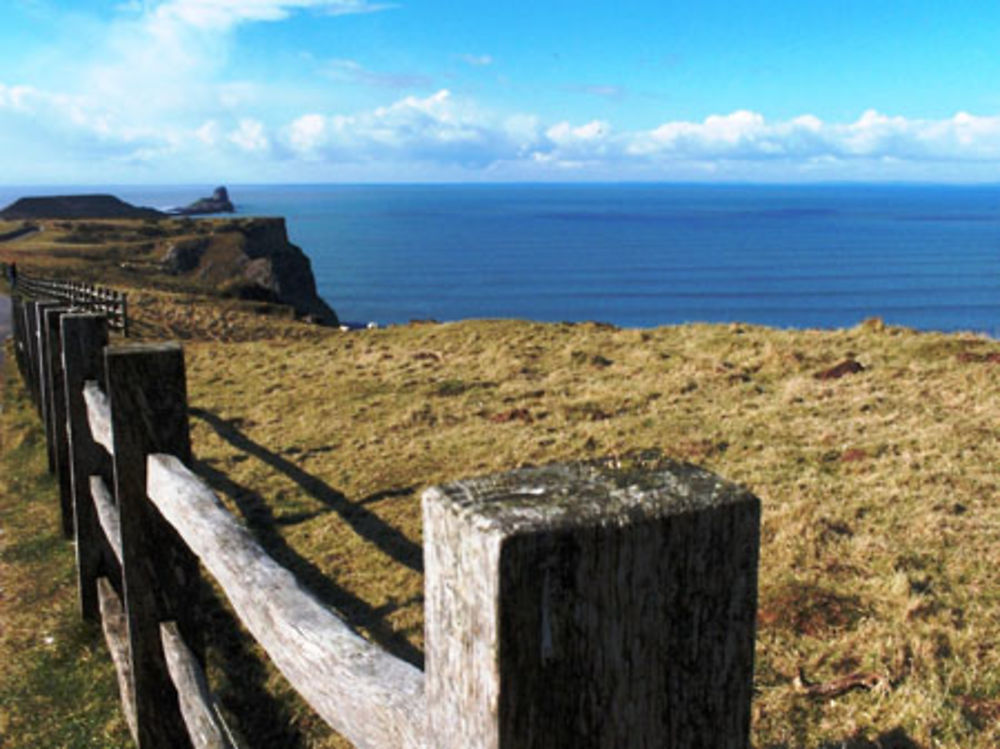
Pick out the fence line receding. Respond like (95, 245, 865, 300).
(5, 292, 762, 749)
(6, 267, 128, 336)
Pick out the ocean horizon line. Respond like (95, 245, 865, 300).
(3, 183, 998, 336)
(3, 179, 1000, 191)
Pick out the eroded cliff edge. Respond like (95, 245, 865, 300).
(0, 192, 339, 326)
(162, 217, 338, 325)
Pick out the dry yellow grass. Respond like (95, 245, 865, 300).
(3, 231, 999, 747)
(174, 316, 999, 748)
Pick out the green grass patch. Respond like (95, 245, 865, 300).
(0, 345, 131, 748)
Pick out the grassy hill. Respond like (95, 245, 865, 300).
(1, 230, 998, 748)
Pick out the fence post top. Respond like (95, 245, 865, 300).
(106, 342, 182, 357)
(422, 457, 759, 536)
(61, 311, 108, 321)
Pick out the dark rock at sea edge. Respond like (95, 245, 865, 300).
(169, 186, 235, 216)
(161, 217, 338, 326)
(237, 218, 337, 325)
(0, 194, 165, 220)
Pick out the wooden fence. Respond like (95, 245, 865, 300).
(6, 294, 762, 749)
(8, 268, 128, 336)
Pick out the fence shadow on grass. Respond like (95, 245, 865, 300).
(198, 578, 305, 749)
(189, 407, 423, 574)
(768, 727, 923, 749)
(191, 457, 425, 670)
(837, 729, 923, 749)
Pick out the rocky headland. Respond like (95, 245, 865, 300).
(169, 186, 235, 216)
(161, 217, 337, 324)
(0, 192, 338, 327)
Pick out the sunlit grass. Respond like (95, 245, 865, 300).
(3, 226, 999, 747)
(179, 317, 1000, 748)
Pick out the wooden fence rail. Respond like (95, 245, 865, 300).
(6, 292, 762, 749)
(9, 268, 129, 336)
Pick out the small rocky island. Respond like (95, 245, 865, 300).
(169, 186, 235, 216)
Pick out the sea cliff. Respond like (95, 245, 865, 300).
(0, 193, 339, 326)
(162, 217, 337, 324)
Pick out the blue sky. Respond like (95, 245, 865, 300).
(3, 0, 1000, 183)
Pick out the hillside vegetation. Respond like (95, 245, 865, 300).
(1, 230, 998, 748)
(0, 216, 336, 323)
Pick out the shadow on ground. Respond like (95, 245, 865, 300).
(189, 455, 424, 668)
(768, 727, 923, 749)
(199, 582, 304, 748)
(187, 407, 425, 747)
(190, 407, 422, 572)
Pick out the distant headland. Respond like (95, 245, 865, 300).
(0, 188, 338, 326)
(0, 194, 165, 220)
(0, 186, 237, 221)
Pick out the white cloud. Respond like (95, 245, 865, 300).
(0, 83, 41, 111)
(63, 0, 396, 133)
(9, 45, 1000, 182)
(501, 113, 543, 152)
(281, 90, 538, 167)
(229, 118, 270, 152)
(617, 109, 1000, 165)
(0, 82, 154, 147)
(287, 113, 327, 155)
(150, 0, 395, 32)
(546, 120, 611, 145)
(324, 0, 398, 16)
(195, 120, 222, 145)
(631, 110, 771, 156)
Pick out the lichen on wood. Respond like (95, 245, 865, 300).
(424, 460, 760, 749)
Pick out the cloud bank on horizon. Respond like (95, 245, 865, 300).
(3, 0, 1000, 183)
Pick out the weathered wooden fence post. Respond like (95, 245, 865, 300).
(24, 300, 42, 411)
(43, 305, 74, 537)
(423, 460, 760, 749)
(36, 300, 65, 475)
(62, 313, 112, 622)
(11, 295, 28, 382)
(106, 343, 202, 749)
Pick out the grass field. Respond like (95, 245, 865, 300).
(1, 231, 999, 747)
(178, 316, 1000, 748)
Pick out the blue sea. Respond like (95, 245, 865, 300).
(2, 183, 999, 334)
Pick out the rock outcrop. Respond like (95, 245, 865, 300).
(170, 186, 235, 216)
(162, 218, 338, 325)
(0, 194, 165, 220)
